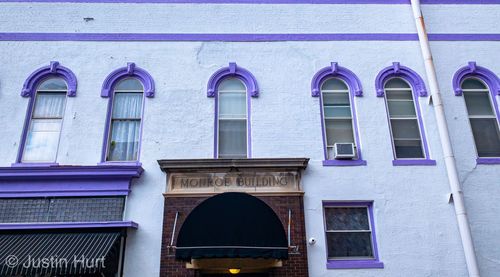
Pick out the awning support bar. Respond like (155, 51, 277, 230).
(170, 211, 179, 246)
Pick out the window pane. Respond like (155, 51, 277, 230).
(325, 119, 354, 146)
(219, 91, 246, 118)
(394, 139, 424, 158)
(218, 78, 246, 91)
(387, 100, 416, 117)
(323, 92, 350, 106)
(219, 120, 246, 158)
(324, 107, 352, 118)
(112, 93, 143, 119)
(470, 118, 500, 157)
(108, 120, 140, 161)
(325, 207, 369, 230)
(33, 93, 66, 118)
(385, 78, 410, 89)
(321, 78, 348, 91)
(386, 90, 413, 101)
(390, 119, 421, 139)
(463, 91, 494, 116)
(462, 78, 487, 90)
(327, 232, 373, 258)
(23, 119, 61, 162)
(37, 78, 67, 91)
(115, 78, 143, 91)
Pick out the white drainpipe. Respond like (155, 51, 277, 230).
(409, 1, 480, 276)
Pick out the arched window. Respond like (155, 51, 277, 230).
(217, 78, 248, 159)
(453, 62, 500, 163)
(311, 62, 366, 166)
(207, 63, 258, 159)
(17, 61, 77, 164)
(376, 62, 435, 166)
(101, 63, 154, 163)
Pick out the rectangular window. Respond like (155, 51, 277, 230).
(22, 93, 66, 162)
(107, 92, 143, 161)
(323, 202, 383, 269)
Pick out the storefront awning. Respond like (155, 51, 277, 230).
(0, 232, 121, 276)
(175, 192, 288, 261)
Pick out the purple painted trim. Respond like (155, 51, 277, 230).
(453, 62, 500, 96)
(1, 33, 500, 42)
(11, 162, 59, 167)
(101, 62, 155, 98)
(0, 0, 498, 4)
(313, 63, 365, 164)
(322, 201, 383, 269)
(0, 221, 138, 230)
(323, 159, 367, 166)
(326, 260, 384, 269)
(100, 63, 154, 163)
(16, 61, 77, 164)
(21, 61, 77, 98)
(376, 62, 433, 162)
(209, 63, 257, 158)
(207, 62, 259, 97)
(0, 164, 143, 197)
(392, 159, 436, 166)
(311, 62, 363, 97)
(375, 62, 427, 97)
(476, 158, 500, 164)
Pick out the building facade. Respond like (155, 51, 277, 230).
(0, 0, 499, 276)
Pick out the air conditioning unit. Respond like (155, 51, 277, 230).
(333, 143, 356, 159)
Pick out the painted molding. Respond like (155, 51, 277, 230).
(1, 33, 500, 42)
(0, 221, 139, 230)
(392, 159, 437, 166)
(21, 61, 77, 97)
(0, 0, 498, 4)
(375, 62, 427, 97)
(452, 61, 500, 96)
(0, 164, 143, 197)
(311, 62, 363, 97)
(322, 159, 367, 166)
(477, 158, 500, 165)
(207, 62, 259, 97)
(101, 62, 155, 98)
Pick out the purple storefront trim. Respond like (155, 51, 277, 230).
(208, 62, 258, 158)
(476, 158, 500, 165)
(0, 164, 143, 197)
(100, 62, 154, 163)
(312, 62, 366, 165)
(322, 201, 384, 269)
(0, 0, 498, 4)
(0, 221, 139, 230)
(392, 159, 436, 166)
(1, 33, 499, 42)
(16, 61, 78, 164)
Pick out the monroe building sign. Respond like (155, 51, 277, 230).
(158, 158, 308, 196)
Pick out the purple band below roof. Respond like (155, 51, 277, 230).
(0, 221, 139, 230)
(0, 33, 499, 41)
(0, 0, 498, 4)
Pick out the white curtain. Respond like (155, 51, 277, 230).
(108, 93, 143, 161)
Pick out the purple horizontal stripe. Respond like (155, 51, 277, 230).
(392, 159, 437, 166)
(476, 158, 500, 164)
(0, 33, 498, 41)
(322, 159, 367, 166)
(0, 221, 139, 230)
(326, 260, 385, 269)
(0, 190, 130, 198)
(0, 0, 499, 4)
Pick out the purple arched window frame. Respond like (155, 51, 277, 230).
(453, 61, 500, 164)
(375, 62, 436, 166)
(15, 61, 77, 165)
(311, 62, 366, 166)
(100, 62, 155, 164)
(207, 62, 259, 158)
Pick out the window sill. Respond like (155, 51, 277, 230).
(327, 260, 384, 269)
(392, 159, 436, 166)
(323, 159, 367, 166)
(476, 158, 500, 165)
(11, 162, 59, 167)
(98, 161, 142, 167)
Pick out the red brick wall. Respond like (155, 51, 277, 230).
(160, 195, 309, 277)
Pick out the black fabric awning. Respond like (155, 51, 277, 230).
(0, 232, 121, 276)
(175, 192, 288, 261)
